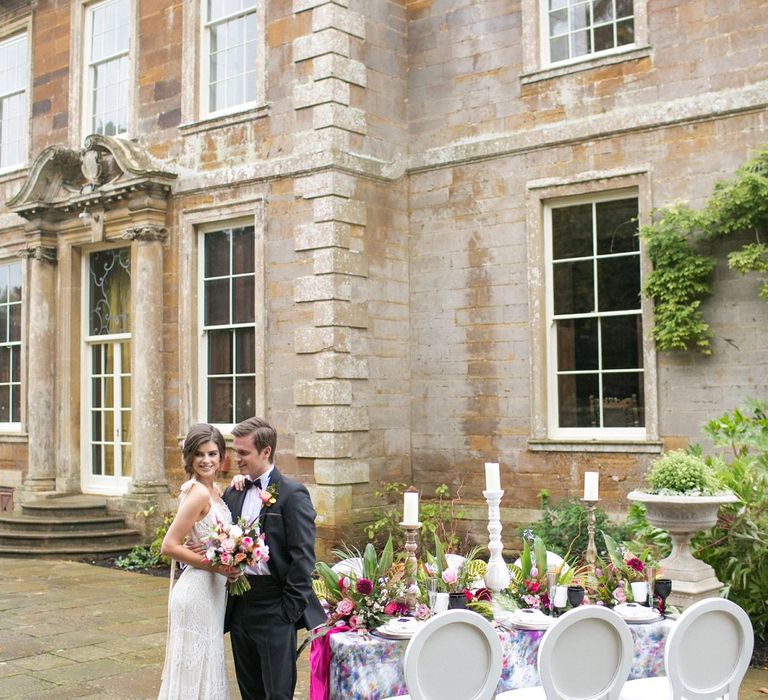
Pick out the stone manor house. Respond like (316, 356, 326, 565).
(0, 0, 766, 554)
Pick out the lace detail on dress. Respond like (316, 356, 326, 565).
(158, 480, 232, 700)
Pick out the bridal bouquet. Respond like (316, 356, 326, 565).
(203, 517, 269, 595)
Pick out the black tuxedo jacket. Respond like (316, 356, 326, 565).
(222, 467, 327, 632)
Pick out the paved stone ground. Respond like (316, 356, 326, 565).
(0, 558, 310, 699)
(1, 557, 766, 699)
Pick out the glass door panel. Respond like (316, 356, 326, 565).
(82, 248, 132, 494)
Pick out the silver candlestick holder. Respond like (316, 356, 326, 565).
(584, 500, 598, 565)
(483, 489, 511, 592)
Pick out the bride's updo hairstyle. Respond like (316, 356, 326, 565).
(182, 423, 227, 477)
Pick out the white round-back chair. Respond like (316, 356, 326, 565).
(620, 597, 754, 700)
(497, 605, 634, 700)
(382, 609, 503, 700)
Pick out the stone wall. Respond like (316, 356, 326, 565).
(0, 0, 766, 554)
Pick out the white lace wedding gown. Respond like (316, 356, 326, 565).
(158, 480, 232, 700)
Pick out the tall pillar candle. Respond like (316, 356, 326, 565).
(403, 490, 419, 525)
(484, 462, 501, 492)
(584, 471, 599, 501)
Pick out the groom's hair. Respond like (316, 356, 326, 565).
(232, 417, 277, 464)
(182, 423, 227, 476)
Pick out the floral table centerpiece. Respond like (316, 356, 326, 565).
(423, 537, 492, 615)
(312, 537, 429, 633)
(497, 533, 575, 613)
(587, 534, 658, 606)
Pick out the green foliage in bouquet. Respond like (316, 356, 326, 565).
(364, 482, 467, 554)
(505, 533, 575, 610)
(523, 491, 628, 562)
(693, 399, 768, 647)
(423, 535, 486, 593)
(647, 450, 721, 495)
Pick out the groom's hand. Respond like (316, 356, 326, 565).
(186, 540, 206, 556)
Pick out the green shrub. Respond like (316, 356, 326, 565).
(363, 482, 468, 554)
(693, 399, 768, 649)
(116, 509, 174, 570)
(647, 450, 720, 495)
(523, 492, 629, 563)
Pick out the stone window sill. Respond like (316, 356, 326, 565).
(0, 432, 29, 443)
(179, 104, 271, 136)
(527, 438, 662, 454)
(521, 45, 653, 86)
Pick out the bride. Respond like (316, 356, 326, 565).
(157, 424, 238, 700)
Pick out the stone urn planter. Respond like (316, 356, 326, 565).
(627, 490, 738, 609)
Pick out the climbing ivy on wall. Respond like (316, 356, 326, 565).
(642, 149, 768, 355)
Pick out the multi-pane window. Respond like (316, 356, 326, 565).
(546, 0, 635, 65)
(0, 33, 28, 170)
(548, 196, 644, 434)
(0, 261, 22, 427)
(85, 0, 130, 136)
(201, 226, 256, 425)
(204, 0, 259, 114)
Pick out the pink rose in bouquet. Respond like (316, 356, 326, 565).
(204, 517, 269, 595)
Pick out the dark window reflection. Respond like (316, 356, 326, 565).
(557, 318, 598, 371)
(596, 198, 638, 255)
(552, 203, 593, 260)
(601, 315, 642, 369)
(553, 260, 594, 314)
(598, 256, 641, 311)
(558, 373, 599, 427)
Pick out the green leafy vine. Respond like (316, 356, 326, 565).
(642, 149, 768, 354)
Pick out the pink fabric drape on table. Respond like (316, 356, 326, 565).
(309, 625, 351, 700)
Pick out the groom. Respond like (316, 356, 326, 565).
(223, 417, 326, 700)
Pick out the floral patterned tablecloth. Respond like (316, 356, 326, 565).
(328, 617, 674, 700)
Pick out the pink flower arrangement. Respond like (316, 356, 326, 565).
(203, 517, 269, 595)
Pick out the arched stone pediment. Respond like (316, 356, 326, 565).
(5, 135, 177, 220)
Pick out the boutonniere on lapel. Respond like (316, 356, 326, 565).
(259, 482, 278, 509)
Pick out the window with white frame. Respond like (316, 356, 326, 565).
(200, 225, 256, 426)
(202, 0, 259, 116)
(546, 194, 644, 436)
(0, 32, 28, 171)
(0, 261, 22, 429)
(544, 0, 635, 65)
(84, 0, 130, 136)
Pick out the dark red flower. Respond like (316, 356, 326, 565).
(356, 577, 374, 595)
(473, 587, 492, 602)
(627, 557, 644, 573)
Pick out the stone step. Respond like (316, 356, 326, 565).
(0, 527, 142, 550)
(0, 513, 130, 533)
(21, 495, 109, 519)
(0, 542, 139, 558)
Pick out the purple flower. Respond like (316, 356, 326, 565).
(356, 578, 374, 595)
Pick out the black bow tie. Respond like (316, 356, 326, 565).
(243, 477, 262, 491)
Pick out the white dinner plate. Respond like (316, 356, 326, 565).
(614, 603, 663, 623)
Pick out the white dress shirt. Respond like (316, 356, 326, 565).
(242, 466, 274, 576)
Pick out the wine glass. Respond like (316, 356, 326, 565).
(654, 578, 672, 614)
(567, 585, 585, 608)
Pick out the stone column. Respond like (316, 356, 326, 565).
(20, 245, 58, 495)
(121, 226, 169, 504)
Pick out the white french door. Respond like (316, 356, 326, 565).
(81, 247, 132, 495)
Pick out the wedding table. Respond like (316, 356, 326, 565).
(326, 617, 674, 700)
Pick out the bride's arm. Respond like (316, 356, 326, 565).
(160, 486, 231, 575)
